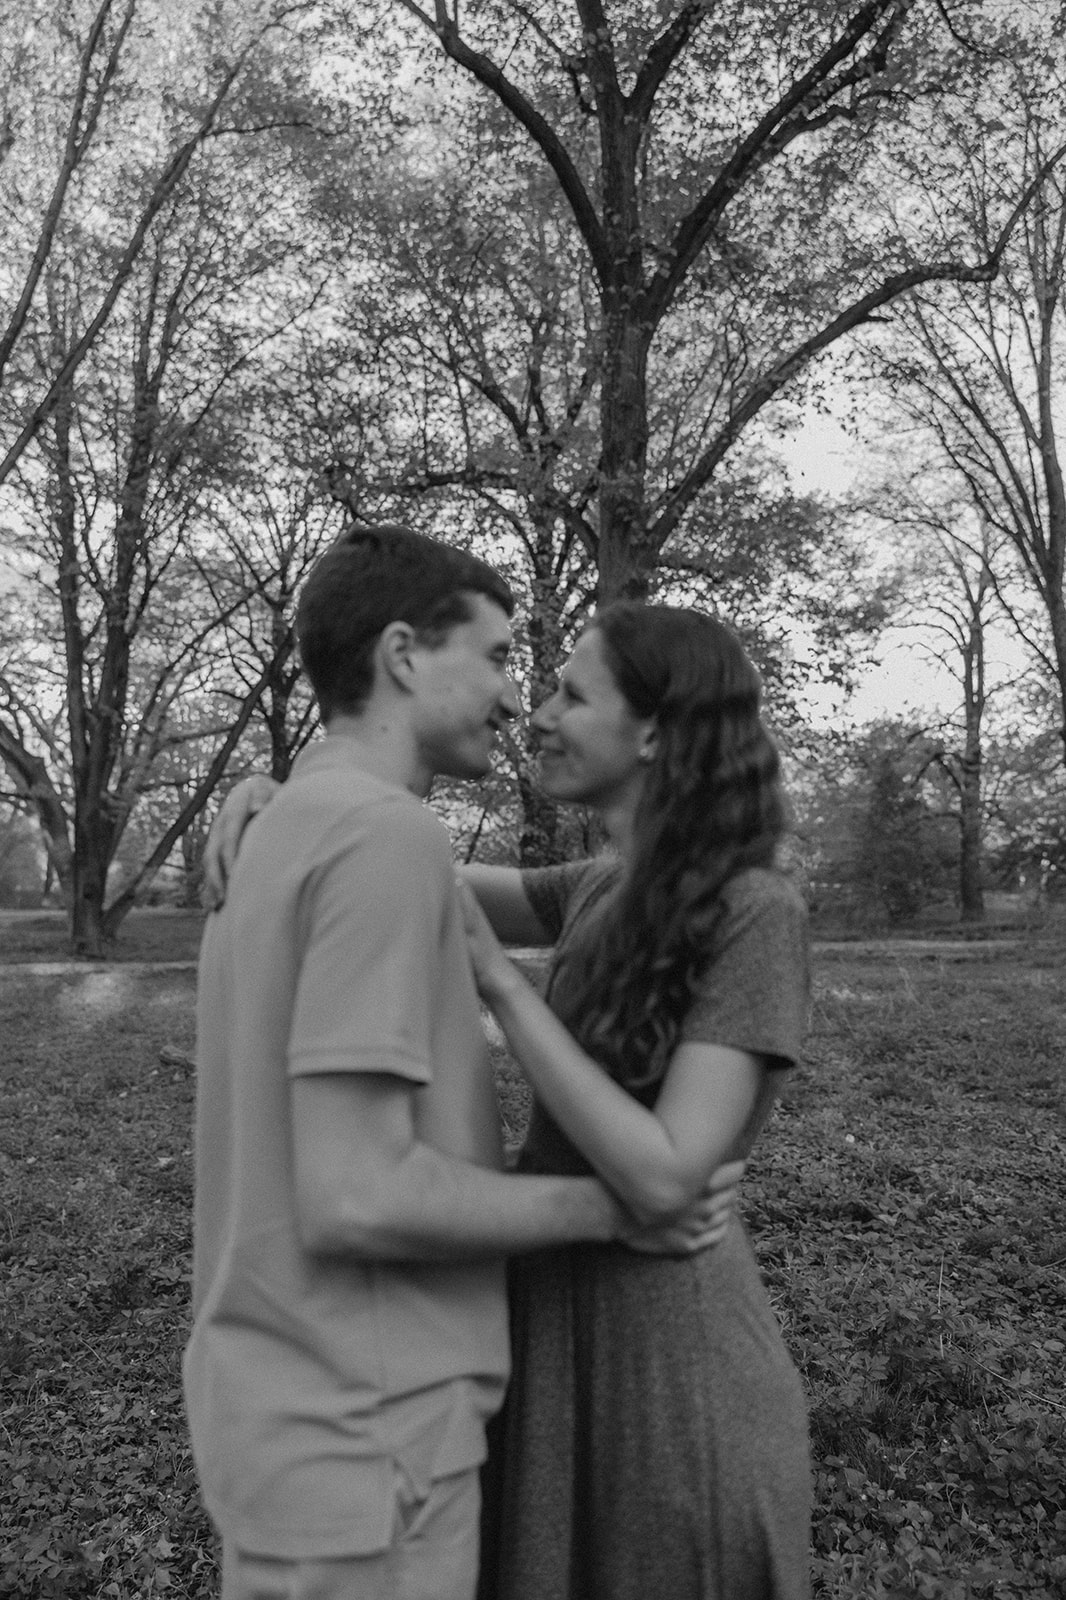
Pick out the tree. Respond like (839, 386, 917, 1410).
(982, 711, 1066, 899)
(798, 719, 959, 924)
(0, 3, 336, 952)
(337, 0, 1065, 602)
(195, 467, 339, 782)
(867, 51, 1066, 770)
(0, 798, 46, 906)
(0, 0, 323, 484)
(865, 494, 1005, 920)
(292, 96, 892, 858)
(914, 537, 995, 922)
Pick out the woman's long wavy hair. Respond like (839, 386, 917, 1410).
(565, 602, 785, 1093)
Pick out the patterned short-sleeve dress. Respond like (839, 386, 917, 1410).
(478, 857, 813, 1600)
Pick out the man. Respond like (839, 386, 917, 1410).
(184, 524, 733, 1600)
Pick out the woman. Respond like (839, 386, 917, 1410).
(203, 600, 811, 1598)
(462, 602, 811, 1600)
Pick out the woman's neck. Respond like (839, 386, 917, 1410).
(598, 797, 638, 859)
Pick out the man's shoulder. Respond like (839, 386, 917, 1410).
(283, 779, 446, 852)
(246, 771, 450, 882)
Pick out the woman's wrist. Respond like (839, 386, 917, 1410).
(482, 958, 527, 1007)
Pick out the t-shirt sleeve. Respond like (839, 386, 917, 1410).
(520, 859, 597, 942)
(681, 874, 810, 1069)
(288, 800, 453, 1084)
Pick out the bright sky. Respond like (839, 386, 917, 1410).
(776, 407, 962, 727)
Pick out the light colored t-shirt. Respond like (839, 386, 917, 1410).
(183, 737, 509, 1559)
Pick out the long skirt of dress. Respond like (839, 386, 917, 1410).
(478, 1218, 812, 1600)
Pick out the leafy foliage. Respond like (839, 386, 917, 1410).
(797, 721, 961, 926)
(1, 921, 1064, 1596)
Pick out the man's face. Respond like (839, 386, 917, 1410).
(409, 594, 519, 781)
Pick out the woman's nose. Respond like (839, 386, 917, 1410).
(500, 678, 521, 719)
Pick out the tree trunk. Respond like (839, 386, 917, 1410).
(70, 835, 113, 958)
(596, 303, 654, 605)
(958, 759, 984, 922)
(1048, 597, 1066, 770)
(516, 769, 562, 866)
(516, 562, 573, 864)
(958, 610, 985, 924)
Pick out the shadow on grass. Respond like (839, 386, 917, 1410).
(0, 908, 206, 965)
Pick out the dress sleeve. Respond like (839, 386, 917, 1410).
(681, 873, 810, 1070)
(288, 800, 453, 1084)
(519, 860, 597, 942)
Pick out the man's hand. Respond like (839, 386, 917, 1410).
(201, 775, 280, 910)
(620, 1159, 746, 1256)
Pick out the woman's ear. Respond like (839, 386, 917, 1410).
(638, 723, 659, 764)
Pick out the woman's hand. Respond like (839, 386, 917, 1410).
(457, 880, 521, 1005)
(201, 775, 281, 910)
(620, 1159, 746, 1256)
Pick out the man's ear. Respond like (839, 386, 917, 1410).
(638, 721, 659, 764)
(377, 621, 418, 694)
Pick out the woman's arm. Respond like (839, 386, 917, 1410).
(201, 775, 280, 908)
(458, 864, 554, 946)
(460, 884, 773, 1225)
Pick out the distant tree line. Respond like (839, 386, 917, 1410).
(1, 0, 1065, 952)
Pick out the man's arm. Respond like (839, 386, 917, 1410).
(292, 1071, 627, 1261)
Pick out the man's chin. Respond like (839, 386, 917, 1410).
(438, 754, 494, 781)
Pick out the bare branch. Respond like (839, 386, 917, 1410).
(646, 0, 911, 319)
(0, 0, 136, 386)
(652, 138, 1066, 549)
(0, 10, 304, 486)
(395, 0, 609, 279)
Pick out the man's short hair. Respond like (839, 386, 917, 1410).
(297, 523, 514, 720)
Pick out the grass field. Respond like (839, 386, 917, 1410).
(1, 916, 1064, 1598)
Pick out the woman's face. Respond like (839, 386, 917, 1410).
(531, 628, 656, 812)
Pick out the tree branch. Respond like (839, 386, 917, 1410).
(0, 0, 136, 387)
(651, 138, 1066, 548)
(0, 13, 290, 486)
(646, 0, 910, 318)
(396, 0, 609, 280)
(102, 660, 272, 923)
(628, 1, 714, 124)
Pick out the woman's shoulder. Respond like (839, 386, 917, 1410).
(721, 865, 807, 920)
(713, 867, 809, 957)
(521, 852, 620, 942)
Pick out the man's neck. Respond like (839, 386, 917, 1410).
(321, 714, 432, 797)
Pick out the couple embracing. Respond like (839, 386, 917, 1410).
(184, 523, 812, 1600)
